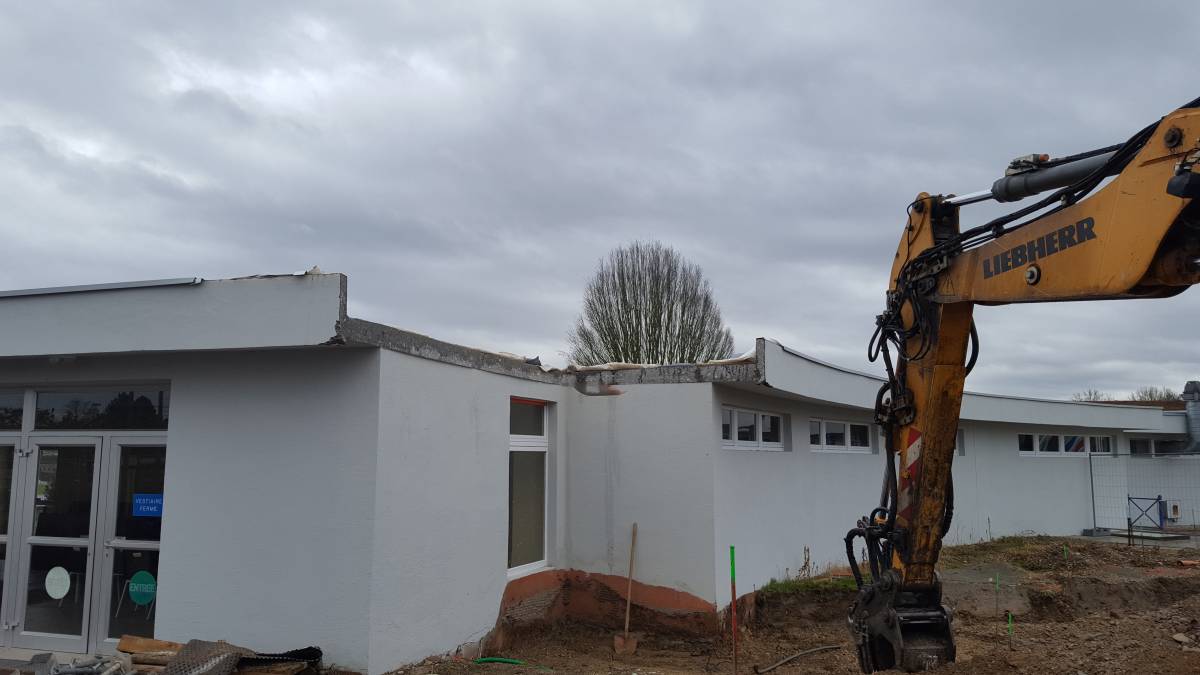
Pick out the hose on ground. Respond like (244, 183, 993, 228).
(753, 645, 842, 674)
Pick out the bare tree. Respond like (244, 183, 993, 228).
(1129, 385, 1182, 401)
(568, 241, 734, 366)
(1071, 388, 1114, 402)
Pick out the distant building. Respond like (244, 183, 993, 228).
(0, 272, 1193, 672)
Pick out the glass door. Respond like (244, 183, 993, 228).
(12, 438, 102, 652)
(90, 438, 165, 653)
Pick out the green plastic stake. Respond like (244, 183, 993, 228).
(730, 546, 739, 674)
(1007, 611, 1013, 634)
(1063, 543, 1068, 561)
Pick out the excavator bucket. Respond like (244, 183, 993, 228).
(848, 571, 956, 672)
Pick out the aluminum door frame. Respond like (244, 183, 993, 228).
(11, 436, 104, 653)
(0, 436, 23, 647)
(88, 436, 166, 654)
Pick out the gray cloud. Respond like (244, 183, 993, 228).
(0, 1, 1197, 399)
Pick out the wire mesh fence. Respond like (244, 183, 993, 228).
(1090, 451, 1200, 534)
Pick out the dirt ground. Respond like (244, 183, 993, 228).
(395, 537, 1200, 674)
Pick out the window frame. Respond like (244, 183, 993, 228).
(508, 398, 550, 577)
(810, 419, 873, 454)
(1018, 432, 1114, 456)
(32, 385, 171, 431)
(1128, 437, 1193, 458)
(720, 406, 785, 451)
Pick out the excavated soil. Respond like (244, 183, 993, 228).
(394, 537, 1200, 674)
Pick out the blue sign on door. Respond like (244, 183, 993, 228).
(132, 493, 163, 518)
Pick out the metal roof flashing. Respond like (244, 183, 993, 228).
(0, 277, 202, 299)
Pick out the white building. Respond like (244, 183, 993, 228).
(0, 272, 1192, 673)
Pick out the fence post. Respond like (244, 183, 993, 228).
(1088, 453, 1097, 531)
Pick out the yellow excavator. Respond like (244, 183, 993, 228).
(847, 94, 1200, 672)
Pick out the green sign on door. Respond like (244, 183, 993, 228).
(129, 570, 157, 606)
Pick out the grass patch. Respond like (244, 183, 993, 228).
(759, 576, 858, 597)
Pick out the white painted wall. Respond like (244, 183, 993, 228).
(369, 350, 567, 674)
(949, 422, 1098, 543)
(0, 274, 345, 358)
(709, 384, 1143, 602)
(712, 387, 884, 597)
(564, 384, 717, 602)
(0, 349, 381, 671)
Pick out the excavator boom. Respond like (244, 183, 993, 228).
(848, 98, 1200, 672)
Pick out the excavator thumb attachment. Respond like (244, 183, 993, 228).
(848, 570, 955, 672)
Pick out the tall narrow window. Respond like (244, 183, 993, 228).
(736, 411, 757, 442)
(508, 398, 547, 572)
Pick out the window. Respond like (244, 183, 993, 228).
(825, 422, 846, 447)
(1130, 438, 1152, 456)
(0, 392, 21, 430)
(1130, 438, 1191, 457)
(509, 398, 544, 437)
(761, 415, 782, 443)
(508, 399, 548, 573)
(811, 419, 872, 453)
(721, 407, 785, 450)
(1021, 432, 1114, 455)
(35, 389, 169, 430)
(1154, 439, 1188, 456)
(737, 411, 757, 442)
(850, 424, 871, 449)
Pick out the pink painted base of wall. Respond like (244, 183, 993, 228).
(485, 569, 756, 654)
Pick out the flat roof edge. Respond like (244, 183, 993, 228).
(338, 317, 562, 384)
(0, 277, 202, 299)
(766, 339, 1175, 413)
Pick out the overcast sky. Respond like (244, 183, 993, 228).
(1, 2, 1197, 399)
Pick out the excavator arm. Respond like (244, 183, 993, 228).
(847, 99, 1200, 672)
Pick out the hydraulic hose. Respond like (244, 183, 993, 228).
(941, 476, 955, 538)
(845, 528, 865, 588)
